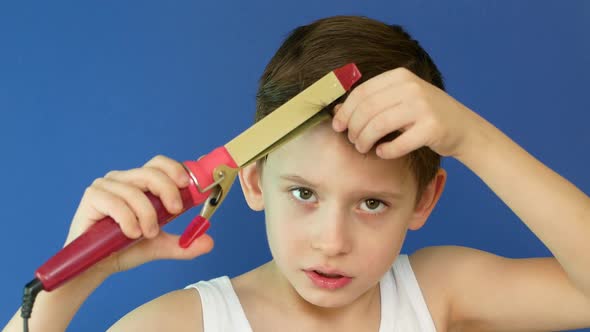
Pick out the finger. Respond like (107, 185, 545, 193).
(143, 155, 190, 188)
(75, 185, 142, 239)
(105, 167, 184, 215)
(92, 178, 160, 239)
(354, 104, 415, 154)
(375, 125, 428, 160)
(333, 67, 414, 131)
(346, 85, 403, 143)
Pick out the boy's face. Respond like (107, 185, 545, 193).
(240, 121, 438, 308)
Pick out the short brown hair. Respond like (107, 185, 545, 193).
(255, 16, 443, 201)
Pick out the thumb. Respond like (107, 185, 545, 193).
(108, 231, 214, 273)
(150, 232, 215, 261)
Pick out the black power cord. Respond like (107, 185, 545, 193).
(21, 278, 43, 332)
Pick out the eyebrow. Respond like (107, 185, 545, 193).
(280, 174, 317, 187)
(279, 174, 405, 200)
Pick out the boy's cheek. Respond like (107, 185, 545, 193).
(267, 224, 309, 263)
(268, 195, 312, 221)
(268, 211, 310, 242)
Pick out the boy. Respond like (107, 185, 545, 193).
(4, 15, 590, 332)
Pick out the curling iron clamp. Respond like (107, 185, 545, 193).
(32, 63, 362, 292)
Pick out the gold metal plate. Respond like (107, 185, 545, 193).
(225, 71, 345, 167)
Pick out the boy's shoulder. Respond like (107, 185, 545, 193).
(409, 245, 496, 277)
(408, 245, 476, 331)
(409, 245, 590, 331)
(410, 245, 530, 330)
(107, 287, 203, 332)
(409, 245, 498, 297)
(409, 245, 518, 331)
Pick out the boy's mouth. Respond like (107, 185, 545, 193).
(315, 270, 343, 278)
(304, 268, 352, 289)
(304, 267, 350, 278)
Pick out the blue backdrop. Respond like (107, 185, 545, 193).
(1, 1, 589, 331)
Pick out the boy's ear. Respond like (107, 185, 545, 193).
(408, 168, 447, 231)
(238, 163, 265, 211)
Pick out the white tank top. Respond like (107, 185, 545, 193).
(185, 254, 436, 331)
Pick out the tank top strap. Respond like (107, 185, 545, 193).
(390, 254, 437, 332)
(378, 258, 397, 331)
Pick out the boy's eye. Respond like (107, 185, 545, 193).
(360, 199, 386, 214)
(290, 187, 317, 202)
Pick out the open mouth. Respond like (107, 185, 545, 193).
(304, 269, 352, 289)
(314, 270, 344, 278)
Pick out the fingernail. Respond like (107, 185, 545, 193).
(376, 146, 384, 158)
(174, 200, 184, 212)
(179, 173, 190, 186)
(348, 133, 355, 143)
(132, 228, 143, 239)
(333, 119, 344, 132)
(149, 225, 159, 237)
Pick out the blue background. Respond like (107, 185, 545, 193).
(1, 1, 589, 331)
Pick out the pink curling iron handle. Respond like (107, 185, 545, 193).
(34, 146, 237, 292)
(35, 186, 199, 291)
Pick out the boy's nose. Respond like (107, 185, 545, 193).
(310, 207, 353, 256)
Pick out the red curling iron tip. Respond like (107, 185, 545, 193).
(333, 63, 362, 91)
(179, 215, 210, 248)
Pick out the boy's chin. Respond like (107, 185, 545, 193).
(294, 283, 365, 309)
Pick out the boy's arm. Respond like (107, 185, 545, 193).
(412, 246, 590, 331)
(3, 272, 205, 332)
(3, 155, 212, 332)
(416, 114, 590, 331)
(2, 265, 109, 332)
(456, 114, 590, 329)
(460, 112, 590, 295)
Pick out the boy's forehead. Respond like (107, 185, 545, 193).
(266, 122, 414, 191)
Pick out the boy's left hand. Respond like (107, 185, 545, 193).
(332, 67, 480, 159)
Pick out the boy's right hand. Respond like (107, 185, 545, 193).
(64, 155, 214, 277)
